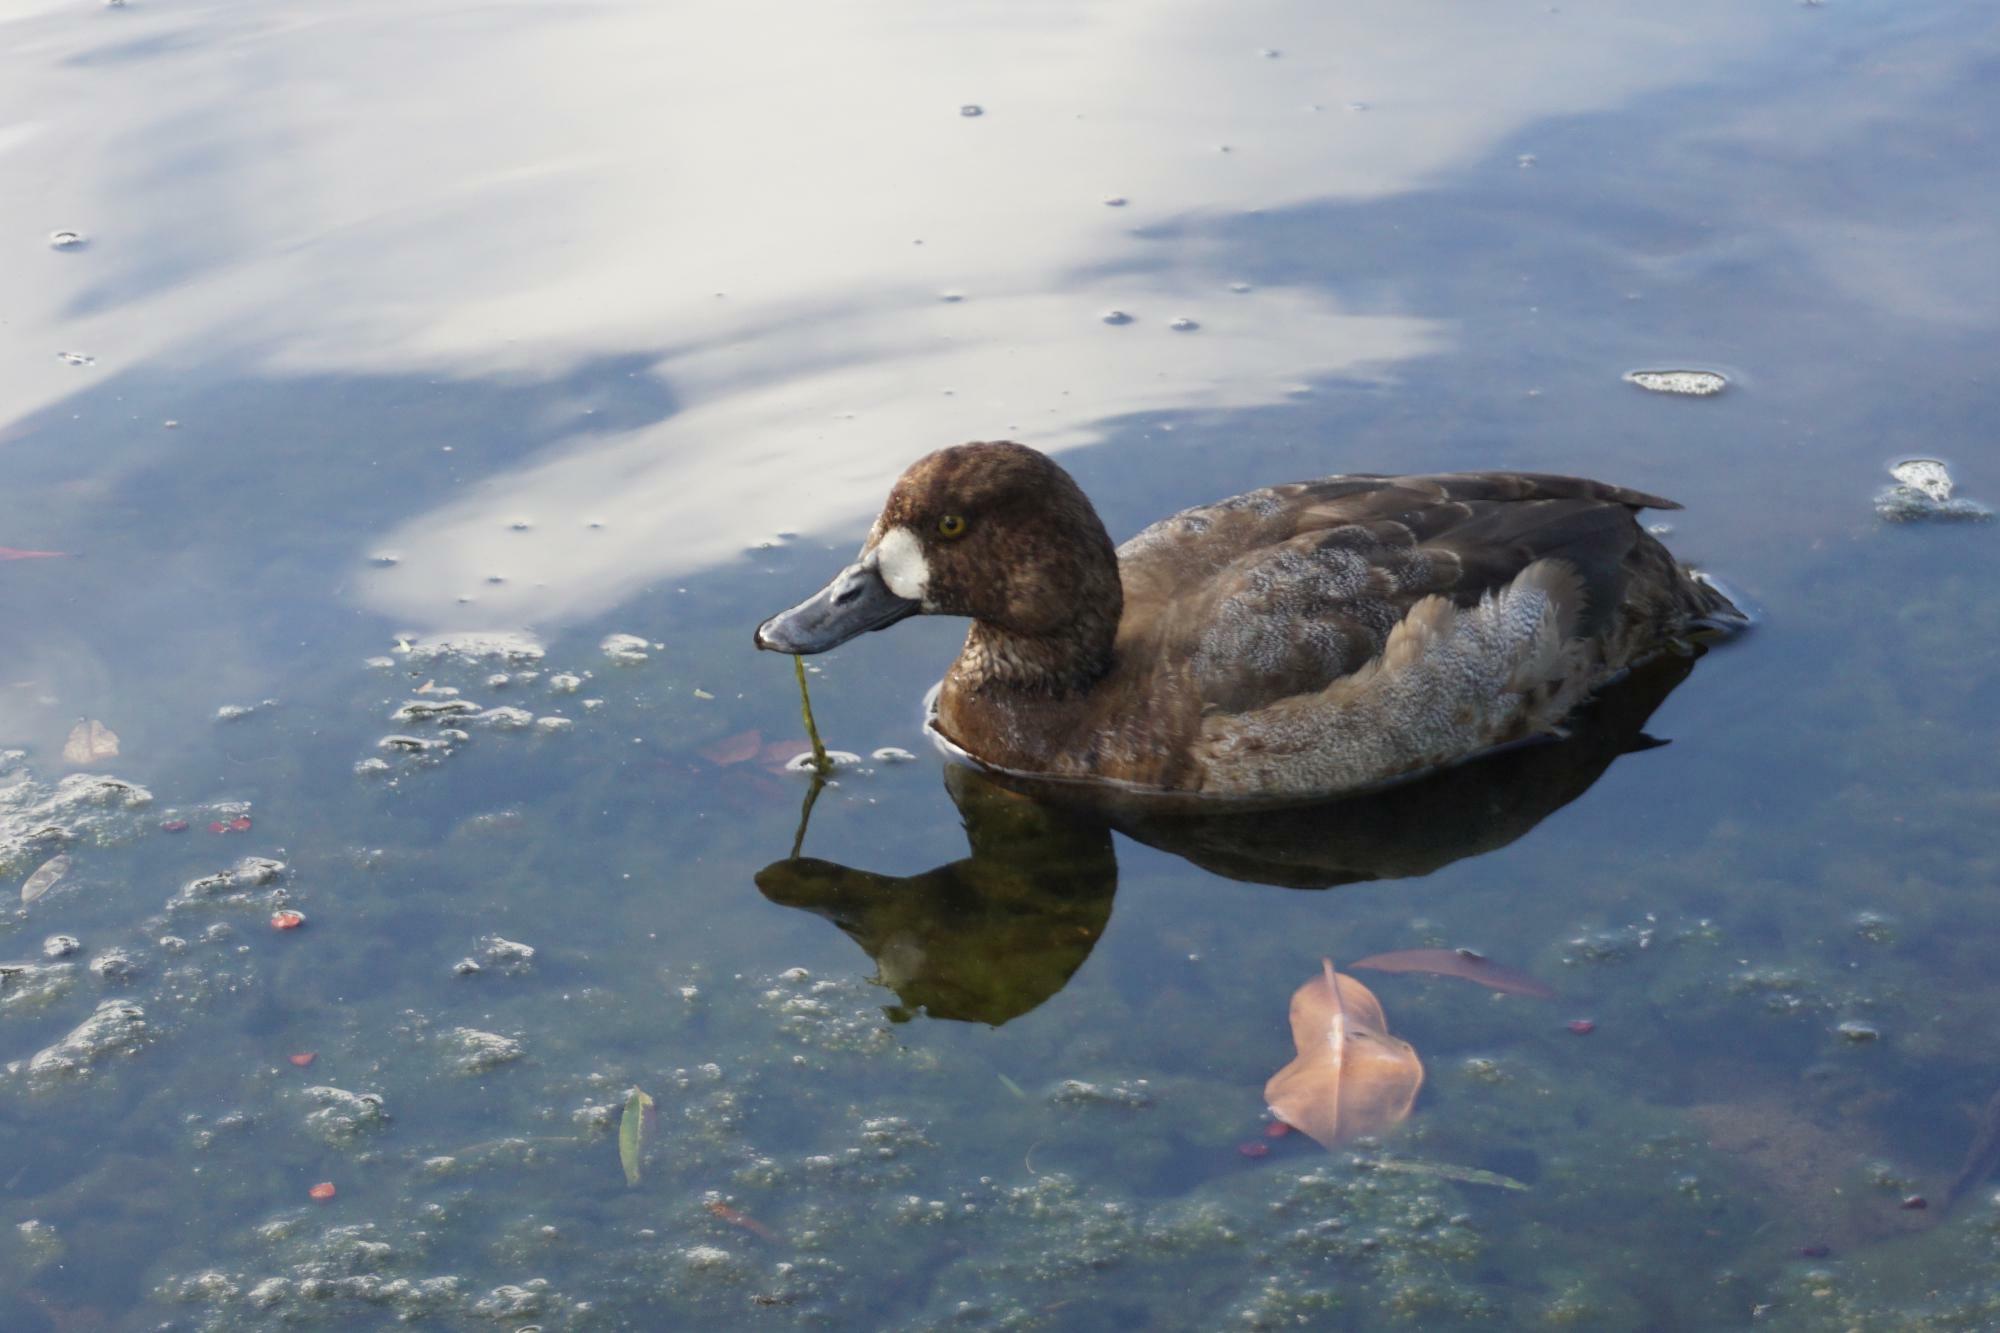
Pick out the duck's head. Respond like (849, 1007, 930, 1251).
(755, 441, 1120, 666)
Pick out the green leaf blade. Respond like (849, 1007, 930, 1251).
(619, 1089, 653, 1187)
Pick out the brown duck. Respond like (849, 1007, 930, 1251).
(755, 442, 1740, 800)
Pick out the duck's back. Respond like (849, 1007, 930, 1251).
(1108, 472, 1732, 796)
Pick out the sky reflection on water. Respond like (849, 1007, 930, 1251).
(4, 0, 1822, 631)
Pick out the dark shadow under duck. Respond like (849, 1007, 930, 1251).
(756, 441, 1740, 799)
(756, 649, 1699, 1025)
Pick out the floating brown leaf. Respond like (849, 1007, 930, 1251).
(1349, 947, 1555, 999)
(1265, 959, 1424, 1149)
(62, 719, 120, 765)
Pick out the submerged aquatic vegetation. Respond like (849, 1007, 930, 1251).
(1368, 1157, 1530, 1192)
(1623, 368, 1727, 396)
(1875, 457, 1993, 522)
(1350, 946, 1555, 999)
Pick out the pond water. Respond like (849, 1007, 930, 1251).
(5, 0, 1999, 1328)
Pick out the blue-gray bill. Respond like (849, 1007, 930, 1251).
(755, 558, 920, 654)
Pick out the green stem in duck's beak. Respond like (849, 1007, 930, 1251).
(793, 653, 832, 778)
(754, 555, 920, 654)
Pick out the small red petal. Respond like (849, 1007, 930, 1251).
(229, 816, 253, 832)
(1901, 1195, 1928, 1210)
(208, 821, 228, 834)
(308, 1181, 336, 1201)
(160, 819, 189, 833)
(1264, 1120, 1292, 1138)
(1237, 1141, 1271, 1159)
(289, 1052, 317, 1067)
(1567, 1019, 1596, 1035)
(270, 910, 306, 930)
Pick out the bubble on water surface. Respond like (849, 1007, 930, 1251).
(1102, 196, 1128, 207)
(786, 750, 861, 772)
(1169, 317, 1200, 331)
(1624, 369, 1727, 396)
(959, 104, 984, 117)
(1101, 310, 1133, 326)
(48, 230, 86, 249)
(56, 352, 95, 367)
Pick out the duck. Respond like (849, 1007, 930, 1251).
(754, 441, 1740, 800)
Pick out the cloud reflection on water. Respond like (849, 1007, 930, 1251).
(3, 0, 1788, 629)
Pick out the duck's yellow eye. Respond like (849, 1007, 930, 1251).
(937, 514, 968, 539)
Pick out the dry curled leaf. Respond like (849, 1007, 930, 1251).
(21, 853, 70, 904)
(63, 719, 120, 765)
(1265, 959, 1423, 1149)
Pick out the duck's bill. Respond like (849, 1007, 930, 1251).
(754, 560, 920, 654)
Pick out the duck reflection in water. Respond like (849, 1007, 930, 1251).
(756, 652, 1698, 1026)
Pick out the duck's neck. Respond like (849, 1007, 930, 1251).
(951, 593, 1121, 698)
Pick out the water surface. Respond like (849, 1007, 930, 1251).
(4, 1, 1999, 1328)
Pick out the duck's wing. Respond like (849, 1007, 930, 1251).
(1120, 473, 1672, 716)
